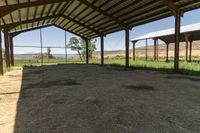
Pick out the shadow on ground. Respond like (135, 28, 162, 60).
(13, 64, 200, 133)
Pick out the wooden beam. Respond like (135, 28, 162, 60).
(125, 29, 129, 67)
(77, 0, 130, 30)
(0, 0, 68, 17)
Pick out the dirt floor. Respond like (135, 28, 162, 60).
(0, 64, 200, 133)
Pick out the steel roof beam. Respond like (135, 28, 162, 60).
(2, 14, 60, 30)
(161, 0, 180, 16)
(77, 0, 130, 30)
(0, 0, 69, 17)
(61, 15, 103, 36)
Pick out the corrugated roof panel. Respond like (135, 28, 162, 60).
(125, 6, 169, 24)
(0, 0, 6, 6)
(2, 14, 12, 24)
(20, 8, 27, 21)
(131, 23, 200, 42)
(7, 0, 18, 5)
(28, 7, 36, 20)
(1, 0, 200, 39)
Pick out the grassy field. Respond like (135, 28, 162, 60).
(2, 56, 198, 75)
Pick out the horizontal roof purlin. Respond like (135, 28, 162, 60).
(131, 23, 200, 43)
(0, 0, 200, 39)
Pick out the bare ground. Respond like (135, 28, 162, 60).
(0, 64, 200, 133)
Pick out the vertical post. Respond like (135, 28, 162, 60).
(132, 41, 136, 61)
(166, 43, 169, 62)
(156, 39, 159, 61)
(0, 25, 3, 75)
(154, 38, 157, 61)
(145, 39, 148, 61)
(9, 35, 14, 66)
(189, 40, 193, 62)
(125, 29, 129, 67)
(4, 29, 11, 68)
(174, 11, 181, 72)
(40, 29, 43, 65)
(185, 40, 188, 62)
(85, 38, 89, 64)
(65, 31, 67, 64)
(184, 33, 190, 62)
(100, 36, 104, 65)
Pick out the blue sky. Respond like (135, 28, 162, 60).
(3, 8, 200, 54)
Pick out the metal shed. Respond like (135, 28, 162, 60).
(0, 0, 200, 75)
(131, 23, 200, 62)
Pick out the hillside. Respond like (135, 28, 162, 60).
(94, 41, 200, 58)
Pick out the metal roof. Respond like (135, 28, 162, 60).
(0, 0, 200, 39)
(131, 23, 200, 43)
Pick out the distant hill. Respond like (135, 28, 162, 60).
(94, 41, 200, 58)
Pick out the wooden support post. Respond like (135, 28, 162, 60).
(154, 38, 157, 61)
(0, 26, 3, 75)
(184, 33, 190, 62)
(100, 36, 104, 65)
(40, 29, 43, 65)
(9, 35, 14, 66)
(166, 43, 169, 62)
(65, 31, 67, 64)
(4, 29, 11, 68)
(174, 11, 181, 72)
(156, 39, 159, 61)
(132, 41, 136, 61)
(125, 29, 129, 67)
(189, 40, 193, 62)
(85, 38, 89, 64)
(145, 39, 148, 61)
(185, 39, 188, 62)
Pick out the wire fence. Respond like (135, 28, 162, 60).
(14, 45, 84, 66)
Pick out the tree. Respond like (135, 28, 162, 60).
(80, 39, 97, 59)
(67, 37, 97, 61)
(47, 47, 51, 59)
(67, 37, 83, 61)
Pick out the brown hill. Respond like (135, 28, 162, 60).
(94, 41, 200, 58)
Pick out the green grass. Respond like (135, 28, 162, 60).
(3, 57, 200, 76)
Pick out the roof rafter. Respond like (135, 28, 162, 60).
(3, 13, 102, 37)
(77, 0, 130, 30)
(9, 24, 54, 36)
(0, 0, 69, 17)
(53, 24, 87, 39)
(3, 14, 60, 30)
(161, 0, 180, 16)
(61, 15, 103, 36)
